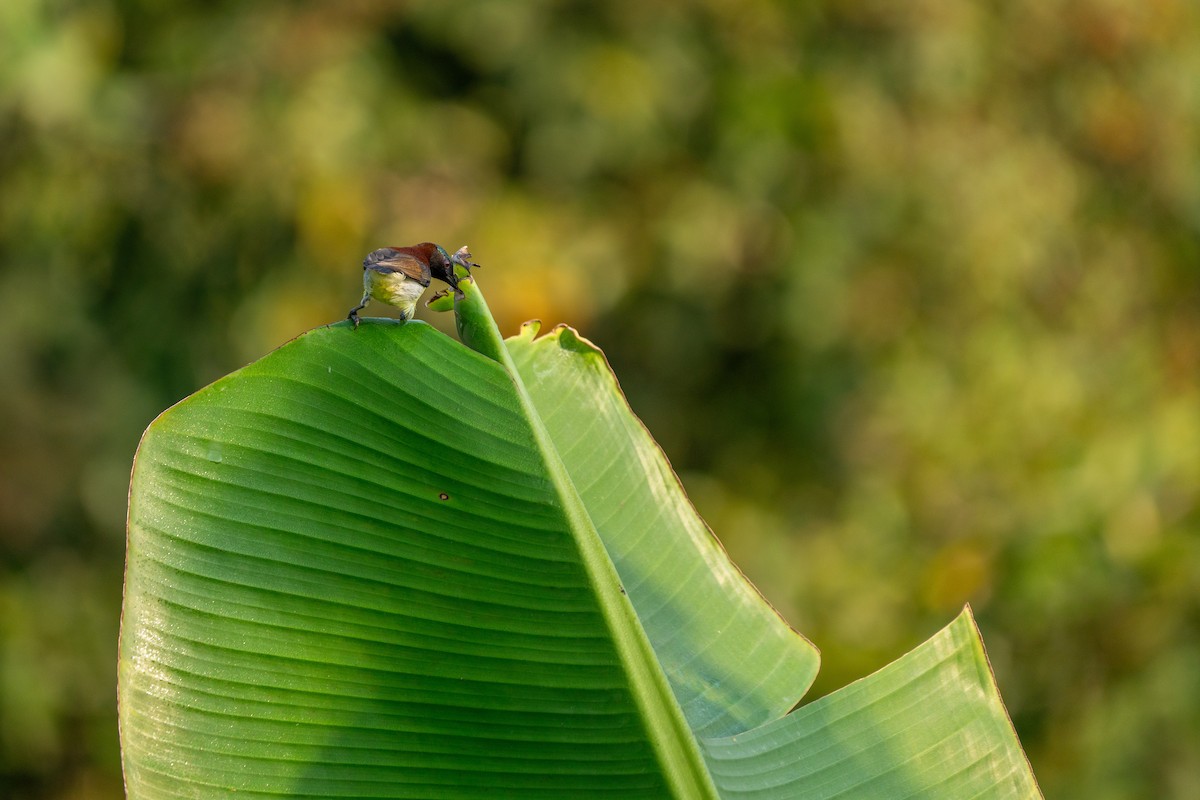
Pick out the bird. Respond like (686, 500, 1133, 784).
(347, 243, 479, 328)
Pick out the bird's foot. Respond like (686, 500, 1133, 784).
(348, 298, 368, 329)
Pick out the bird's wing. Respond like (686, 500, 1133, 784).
(365, 251, 431, 287)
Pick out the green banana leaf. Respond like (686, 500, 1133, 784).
(119, 279, 1041, 798)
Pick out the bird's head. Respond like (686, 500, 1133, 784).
(428, 244, 481, 288)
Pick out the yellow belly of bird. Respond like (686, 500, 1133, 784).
(367, 271, 425, 317)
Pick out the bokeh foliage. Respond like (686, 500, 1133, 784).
(2, 1, 1198, 798)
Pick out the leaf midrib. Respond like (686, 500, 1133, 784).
(453, 281, 720, 800)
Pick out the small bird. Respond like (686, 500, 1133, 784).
(348, 243, 479, 328)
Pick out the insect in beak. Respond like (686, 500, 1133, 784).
(450, 246, 481, 274)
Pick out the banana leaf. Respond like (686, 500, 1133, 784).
(119, 279, 1041, 798)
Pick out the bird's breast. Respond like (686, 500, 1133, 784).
(368, 271, 425, 308)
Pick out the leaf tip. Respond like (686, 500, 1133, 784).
(425, 290, 455, 312)
(551, 324, 603, 356)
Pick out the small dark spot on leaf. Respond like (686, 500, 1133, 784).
(619, 586, 626, 595)
(439, 492, 450, 501)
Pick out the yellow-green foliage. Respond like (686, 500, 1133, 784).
(1, 2, 1197, 798)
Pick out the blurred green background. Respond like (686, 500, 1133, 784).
(2, 0, 1199, 797)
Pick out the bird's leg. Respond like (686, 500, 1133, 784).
(347, 290, 370, 329)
